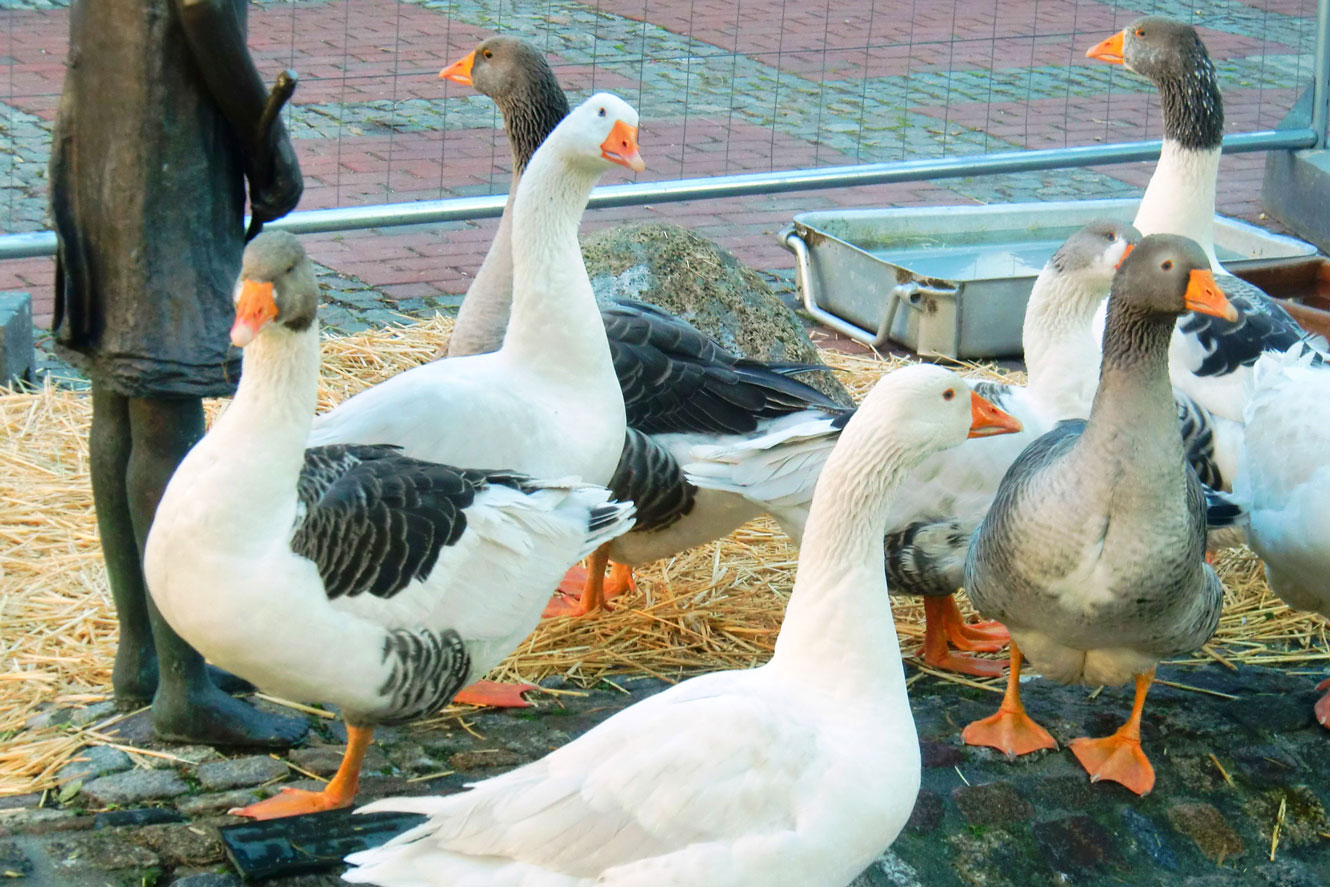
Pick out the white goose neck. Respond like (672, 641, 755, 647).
(500, 137, 612, 373)
(771, 422, 917, 703)
(1134, 141, 1222, 269)
(209, 322, 321, 511)
(1023, 268, 1105, 418)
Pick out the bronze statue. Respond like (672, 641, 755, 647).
(50, 0, 307, 744)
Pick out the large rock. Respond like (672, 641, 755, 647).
(581, 223, 854, 407)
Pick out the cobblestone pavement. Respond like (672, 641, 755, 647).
(2, 664, 1327, 886)
(0, 0, 1320, 340)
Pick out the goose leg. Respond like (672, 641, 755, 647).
(1069, 669, 1156, 796)
(229, 724, 373, 819)
(942, 595, 1010, 650)
(962, 643, 1057, 757)
(921, 596, 1007, 677)
(453, 680, 538, 708)
(1315, 677, 1329, 730)
(543, 544, 613, 617)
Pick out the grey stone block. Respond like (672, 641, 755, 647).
(0, 292, 34, 387)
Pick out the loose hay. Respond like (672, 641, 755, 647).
(0, 315, 1325, 795)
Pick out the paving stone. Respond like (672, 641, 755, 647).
(918, 741, 964, 769)
(131, 821, 225, 866)
(1032, 814, 1122, 876)
(952, 781, 1034, 827)
(47, 829, 160, 870)
(1167, 802, 1246, 864)
(81, 769, 189, 806)
(289, 744, 388, 777)
(92, 807, 186, 829)
(904, 789, 943, 834)
(196, 756, 290, 792)
(177, 788, 278, 818)
(1120, 807, 1180, 871)
(0, 839, 32, 878)
(56, 746, 133, 783)
(171, 874, 241, 887)
(66, 701, 117, 728)
(0, 808, 89, 836)
(0, 793, 44, 812)
(447, 748, 527, 771)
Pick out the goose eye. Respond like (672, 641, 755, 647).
(286, 263, 297, 275)
(1106, 232, 1116, 242)
(482, 49, 492, 59)
(598, 107, 606, 117)
(1161, 260, 1173, 271)
(942, 388, 955, 401)
(1136, 28, 1145, 37)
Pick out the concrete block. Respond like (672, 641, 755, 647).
(0, 292, 34, 388)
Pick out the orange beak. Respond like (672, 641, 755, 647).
(600, 119, 646, 172)
(1086, 31, 1126, 65)
(1184, 269, 1238, 322)
(230, 279, 278, 347)
(439, 50, 475, 85)
(1115, 242, 1135, 269)
(968, 391, 1023, 438)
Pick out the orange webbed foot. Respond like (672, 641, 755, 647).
(452, 680, 538, 709)
(1069, 733, 1155, 795)
(924, 649, 1009, 678)
(1314, 677, 1329, 729)
(963, 705, 1058, 758)
(228, 784, 356, 820)
(946, 618, 1011, 653)
(543, 544, 613, 618)
(961, 642, 1055, 757)
(554, 564, 589, 597)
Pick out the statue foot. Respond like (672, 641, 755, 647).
(153, 683, 308, 747)
(112, 650, 253, 709)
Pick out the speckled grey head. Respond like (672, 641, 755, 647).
(464, 37, 569, 173)
(1111, 233, 1215, 318)
(1092, 16, 1223, 150)
(231, 231, 319, 346)
(1049, 219, 1140, 280)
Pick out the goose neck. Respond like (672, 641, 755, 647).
(448, 189, 517, 358)
(1086, 305, 1178, 443)
(211, 322, 321, 502)
(501, 144, 612, 370)
(771, 423, 916, 702)
(1023, 269, 1105, 409)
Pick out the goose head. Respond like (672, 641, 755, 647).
(1048, 219, 1141, 294)
(440, 36, 553, 100)
(1110, 233, 1235, 322)
(552, 92, 646, 174)
(1086, 16, 1212, 85)
(230, 231, 320, 347)
(852, 365, 1023, 461)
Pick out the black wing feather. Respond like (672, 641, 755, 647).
(1179, 276, 1314, 378)
(608, 428, 695, 534)
(602, 299, 841, 436)
(291, 445, 528, 601)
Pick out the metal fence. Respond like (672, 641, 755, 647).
(1, 0, 1327, 258)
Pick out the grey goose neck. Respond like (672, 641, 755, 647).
(500, 68, 569, 177)
(1130, 18, 1223, 150)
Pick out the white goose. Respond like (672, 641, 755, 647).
(687, 221, 1137, 676)
(1234, 345, 1330, 729)
(436, 37, 847, 616)
(341, 364, 1022, 887)
(1086, 16, 1322, 426)
(307, 92, 638, 495)
(144, 232, 635, 820)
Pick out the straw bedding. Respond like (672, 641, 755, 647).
(1, 315, 1325, 796)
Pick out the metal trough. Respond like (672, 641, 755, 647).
(782, 198, 1320, 358)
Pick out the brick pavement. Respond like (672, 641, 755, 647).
(0, 0, 1320, 333)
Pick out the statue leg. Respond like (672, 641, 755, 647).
(89, 386, 157, 705)
(125, 395, 307, 746)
